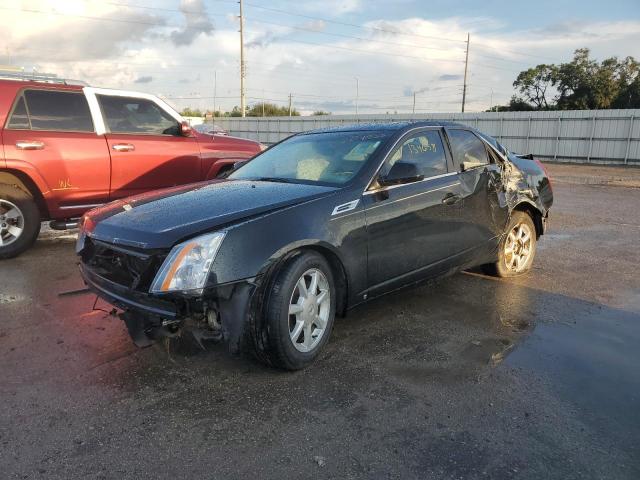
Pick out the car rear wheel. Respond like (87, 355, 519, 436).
(485, 211, 537, 277)
(257, 251, 336, 370)
(0, 184, 41, 259)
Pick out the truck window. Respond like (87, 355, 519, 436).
(7, 96, 30, 129)
(97, 95, 179, 135)
(13, 90, 94, 132)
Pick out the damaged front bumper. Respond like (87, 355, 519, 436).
(79, 263, 258, 353)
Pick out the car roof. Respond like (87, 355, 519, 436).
(0, 78, 85, 91)
(298, 120, 469, 136)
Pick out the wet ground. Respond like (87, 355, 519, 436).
(1, 165, 639, 479)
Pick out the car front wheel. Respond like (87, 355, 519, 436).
(257, 251, 336, 370)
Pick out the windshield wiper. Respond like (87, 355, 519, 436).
(252, 177, 295, 184)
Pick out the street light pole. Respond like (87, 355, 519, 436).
(239, 0, 246, 117)
(462, 32, 469, 113)
(355, 77, 359, 115)
(213, 70, 217, 117)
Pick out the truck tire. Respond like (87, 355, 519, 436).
(0, 184, 41, 259)
(256, 251, 336, 370)
(484, 211, 537, 277)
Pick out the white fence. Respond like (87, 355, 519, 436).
(216, 110, 640, 166)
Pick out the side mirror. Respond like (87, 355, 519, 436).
(460, 161, 486, 172)
(378, 162, 424, 187)
(233, 160, 249, 171)
(180, 121, 193, 137)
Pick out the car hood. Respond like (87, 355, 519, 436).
(85, 179, 337, 249)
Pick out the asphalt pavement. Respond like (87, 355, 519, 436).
(1, 164, 639, 479)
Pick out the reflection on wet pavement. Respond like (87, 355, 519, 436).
(2, 180, 640, 479)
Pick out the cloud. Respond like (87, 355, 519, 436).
(301, 0, 362, 15)
(2, 3, 165, 63)
(134, 76, 153, 84)
(3, 4, 639, 115)
(170, 0, 214, 46)
(438, 74, 462, 81)
(303, 20, 326, 32)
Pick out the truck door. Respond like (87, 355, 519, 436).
(2, 88, 111, 220)
(95, 94, 201, 199)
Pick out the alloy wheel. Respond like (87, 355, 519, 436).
(0, 200, 25, 247)
(504, 222, 533, 273)
(288, 268, 331, 353)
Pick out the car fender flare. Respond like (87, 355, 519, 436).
(204, 159, 244, 180)
(0, 167, 51, 218)
(256, 239, 351, 315)
(510, 198, 545, 237)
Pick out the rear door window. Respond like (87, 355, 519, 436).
(447, 129, 489, 171)
(97, 95, 179, 135)
(383, 130, 448, 178)
(7, 95, 30, 129)
(13, 90, 94, 132)
(7, 90, 94, 132)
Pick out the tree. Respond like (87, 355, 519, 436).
(612, 57, 640, 108)
(513, 64, 557, 110)
(312, 110, 331, 116)
(509, 48, 640, 110)
(246, 103, 299, 116)
(180, 107, 203, 117)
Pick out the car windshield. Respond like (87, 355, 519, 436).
(230, 131, 391, 186)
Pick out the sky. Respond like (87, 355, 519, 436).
(1, 0, 639, 115)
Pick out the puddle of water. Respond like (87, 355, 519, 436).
(0, 293, 26, 304)
(506, 304, 640, 448)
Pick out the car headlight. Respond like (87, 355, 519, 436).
(150, 231, 226, 294)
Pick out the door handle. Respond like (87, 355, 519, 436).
(16, 141, 44, 150)
(442, 193, 461, 205)
(112, 143, 135, 152)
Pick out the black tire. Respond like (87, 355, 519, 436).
(484, 211, 537, 277)
(216, 165, 234, 179)
(255, 251, 336, 370)
(0, 183, 41, 260)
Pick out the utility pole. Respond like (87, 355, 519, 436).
(462, 32, 469, 113)
(213, 70, 217, 118)
(489, 89, 493, 113)
(412, 92, 416, 114)
(262, 88, 265, 117)
(288, 93, 292, 116)
(355, 77, 359, 115)
(239, 0, 246, 117)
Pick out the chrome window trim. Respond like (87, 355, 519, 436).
(364, 171, 457, 195)
(59, 203, 103, 210)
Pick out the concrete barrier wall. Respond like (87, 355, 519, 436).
(215, 110, 640, 165)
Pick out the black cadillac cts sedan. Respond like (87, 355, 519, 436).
(77, 121, 553, 369)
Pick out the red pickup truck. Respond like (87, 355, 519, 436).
(0, 78, 262, 258)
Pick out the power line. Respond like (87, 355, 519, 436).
(244, 17, 460, 53)
(244, 32, 465, 64)
(240, 1, 467, 44)
(0, 5, 170, 27)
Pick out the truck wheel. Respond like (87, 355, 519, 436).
(215, 165, 234, 178)
(484, 211, 537, 277)
(0, 184, 41, 259)
(257, 251, 336, 370)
